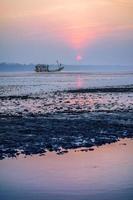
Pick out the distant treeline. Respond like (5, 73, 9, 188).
(0, 63, 34, 72)
(0, 62, 132, 72)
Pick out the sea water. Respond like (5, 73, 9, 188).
(0, 71, 133, 96)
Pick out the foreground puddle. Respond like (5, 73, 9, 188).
(0, 139, 133, 200)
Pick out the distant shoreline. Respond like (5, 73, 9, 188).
(0, 63, 133, 73)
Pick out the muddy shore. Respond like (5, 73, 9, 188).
(0, 86, 133, 159)
(0, 112, 133, 159)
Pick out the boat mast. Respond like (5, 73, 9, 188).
(56, 60, 62, 69)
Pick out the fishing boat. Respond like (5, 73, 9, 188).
(35, 61, 64, 72)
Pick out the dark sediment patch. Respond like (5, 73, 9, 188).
(0, 112, 133, 159)
(65, 86, 133, 93)
(0, 95, 40, 100)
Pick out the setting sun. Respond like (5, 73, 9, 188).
(76, 55, 83, 61)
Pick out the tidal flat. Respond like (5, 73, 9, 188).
(0, 86, 133, 159)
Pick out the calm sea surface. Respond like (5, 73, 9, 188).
(0, 71, 133, 96)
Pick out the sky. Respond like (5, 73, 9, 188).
(0, 0, 133, 65)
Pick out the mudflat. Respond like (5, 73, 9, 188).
(0, 85, 133, 159)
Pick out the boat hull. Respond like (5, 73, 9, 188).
(35, 65, 64, 72)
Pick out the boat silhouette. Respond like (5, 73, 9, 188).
(35, 61, 64, 72)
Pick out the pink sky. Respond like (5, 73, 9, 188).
(0, 0, 133, 64)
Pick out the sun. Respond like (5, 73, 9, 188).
(76, 55, 83, 62)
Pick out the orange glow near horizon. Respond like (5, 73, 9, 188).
(0, 0, 133, 54)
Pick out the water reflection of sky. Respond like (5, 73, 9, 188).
(76, 75, 84, 89)
(0, 139, 133, 200)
